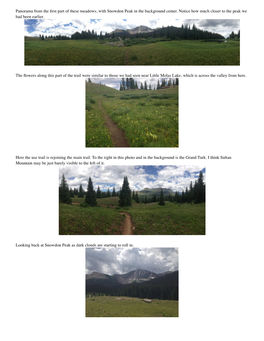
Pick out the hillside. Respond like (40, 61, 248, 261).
(86, 81, 179, 147)
(86, 269, 179, 300)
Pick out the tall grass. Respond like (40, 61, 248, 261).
(86, 83, 179, 147)
(86, 295, 178, 317)
(25, 39, 240, 65)
(59, 203, 124, 235)
(59, 201, 205, 235)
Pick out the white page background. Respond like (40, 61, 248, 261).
(1, 2, 263, 340)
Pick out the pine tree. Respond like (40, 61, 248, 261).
(59, 174, 72, 204)
(96, 186, 101, 198)
(85, 177, 97, 206)
(159, 188, 165, 205)
(78, 184, 84, 198)
(195, 171, 205, 204)
(119, 176, 132, 207)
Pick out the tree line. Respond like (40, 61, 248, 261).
(70, 24, 224, 41)
(119, 77, 179, 91)
(59, 171, 205, 207)
(86, 271, 178, 301)
(228, 30, 240, 39)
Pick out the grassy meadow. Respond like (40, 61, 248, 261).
(24, 38, 240, 65)
(86, 82, 179, 147)
(86, 295, 178, 317)
(59, 197, 205, 235)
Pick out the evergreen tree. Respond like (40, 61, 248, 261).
(59, 174, 72, 204)
(69, 188, 74, 198)
(195, 171, 205, 204)
(78, 184, 84, 198)
(119, 176, 132, 207)
(85, 177, 97, 206)
(96, 186, 101, 198)
(112, 187, 116, 197)
(159, 188, 165, 205)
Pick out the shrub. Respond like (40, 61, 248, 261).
(86, 103, 93, 111)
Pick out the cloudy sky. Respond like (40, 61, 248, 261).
(85, 247, 178, 275)
(59, 165, 205, 193)
(25, 19, 239, 38)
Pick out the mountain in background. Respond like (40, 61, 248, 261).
(86, 268, 163, 284)
(108, 25, 224, 40)
(86, 269, 179, 300)
(137, 187, 174, 198)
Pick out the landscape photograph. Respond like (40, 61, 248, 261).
(85, 247, 179, 317)
(24, 19, 240, 65)
(85, 77, 178, 147)
(59, 165, 206, 235)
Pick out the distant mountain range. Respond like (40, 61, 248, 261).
(137, 187, 174, 198)
(109, 25, 224, 40)
(86, 269, 179, 300)
(110, 25, 154, 36)
(86, 268, 169, 284)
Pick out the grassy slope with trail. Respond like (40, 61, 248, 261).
(25, 39, 240, 65)
(86, 82, 179, 147)
(59, 197, 205, 235)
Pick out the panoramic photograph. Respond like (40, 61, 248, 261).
(24, 18, 240, 65)
(85, 247, 179, 317)
(59, 165, 206, 235)
(85, 77, 179, 147)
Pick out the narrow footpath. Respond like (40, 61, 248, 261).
(98, 100, 130, 147)
(120, 212, 134, 235)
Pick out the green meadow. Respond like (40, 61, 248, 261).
(24, 38, 240, 65)
(86, 295, 178, 317)
(86, 82, 179, 148)
(59, 197, 205, 235)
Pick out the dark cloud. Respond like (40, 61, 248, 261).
(183, 19, 240, 37)
(85, 248, 179, 275)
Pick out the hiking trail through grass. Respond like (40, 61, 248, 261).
(98, 100, 130, 147)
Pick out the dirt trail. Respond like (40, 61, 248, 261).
(98, 100, 130, 147)
(119, 212, 133, 235)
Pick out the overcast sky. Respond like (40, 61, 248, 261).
(25, 19, 239, 38)
(85, 247, 178, 275)
(59, 165, 205, 193)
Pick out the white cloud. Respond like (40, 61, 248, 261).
(85, 247, 178, 275)
(25, 19, 239, 38)
(59, 165, 205, 193)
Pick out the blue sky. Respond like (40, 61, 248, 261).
(59, 165, 205, 193)
(24, 19, 239, 38)
(85, 247, 179, 275)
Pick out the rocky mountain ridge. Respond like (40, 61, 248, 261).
(86, 268, 174, 285)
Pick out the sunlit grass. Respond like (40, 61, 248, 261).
(85, 83, 179, 147)
(86, 295, 178, 317)
(25, 39, 240, 65)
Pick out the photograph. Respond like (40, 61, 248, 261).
(59, 165, 206, 235)
(85, 247, 179, 317)
(85, 77, 179, 147)
(24, 18, 240, 65)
